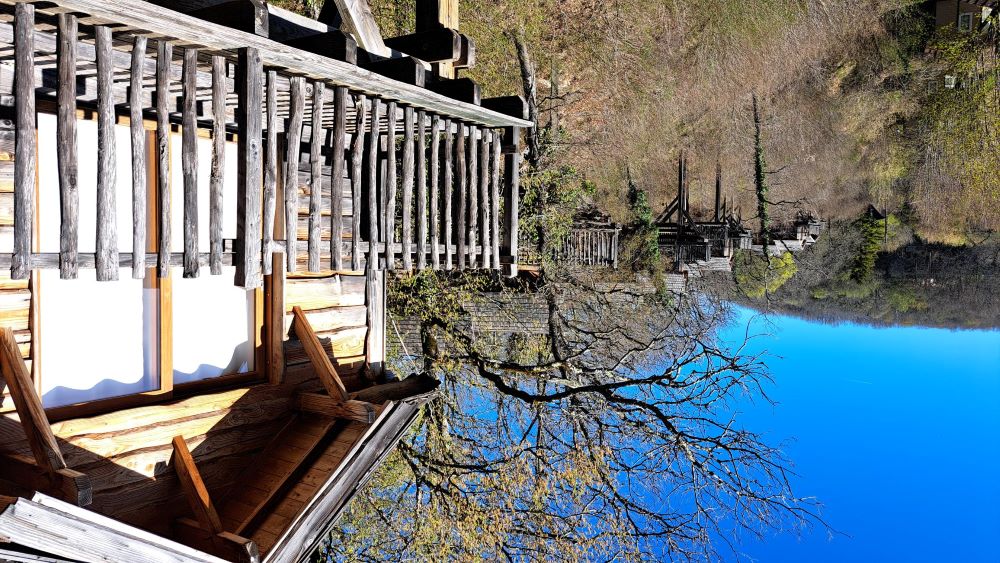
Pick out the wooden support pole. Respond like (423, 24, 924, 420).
(350, 94, 366, 271)
(366, 98, 381, 270)
(456, 122, 466, 269)
(181, 48, 199, 279)
(284, 77, 305, 274)
(429, 114, 441, 270)
(365, 267, 385, 379)
(442, 118, 454, 270)
(416, 110, 428, 270)
(490, 130, 501, 270)
(384, 101, 397, 271)
(235, 47, 263, 289)
(129, 35, 147, 279)
(467, 124, 478, 267)
(95, 26, 118, 281)
(401, 106, 415, 271)
(331, 86, 348, 272)
(156, 41, 172, 279)
(171, 436, 223, 535)
(295, 393, 382, 424)
(501, 126, 520, 276)
(479, 129, 490, 269)
(308, 81, 325, 272)
(57, 14, 79, 280)
(262, 69, 278, 276)
(265, 251, 285, 385)
(210, 56, 228, 276)
(291, 306, 349, 401)
(12, 3, 33, 280)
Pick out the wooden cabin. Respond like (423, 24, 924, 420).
(935, 0, 996, 31)
(0, 0, 530, 561)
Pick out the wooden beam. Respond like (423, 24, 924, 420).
(415, 0, 459, 31)
(235, 47, 264, 289)
(210, 56, 228, 276)
(0, 455, 90, 507)
(442, 118, 454, 270)
(95, 25, 118, 282)
(291, 305, 349, 401)
(466, 124, 478, 267)
(185, 0, 268, 37)
(308, 81, 325, 272)
(261, 69, 278, 276)
(181, 47, 200, 279)
(500, 126, 520, 276)
(11, 2, 33, 281)
(265, 251, 285, 385)
(453, 34, 475, 69)
(490, 131, 501, 269)
(361, 56, 426, 87)
(365, 98, 381, 270)
(416, 110, 428, 270)
(482, 96, 528, 120)
(479, 130, 490, 269)
(326, 0, 390, 57)
(129, 35, 148, 280)
(330, 86, 348, 272)
(350, 94, 366, 271)
(384, 28, 461, 62)
(284, 77, 305, 274)
(173, 517, 260, 563)
(383, 100, 397, 272)
(57, 13, 79, 280)
(428, 77, 481, 105)
(294, 392, 382, 423)
(351, 372, 439, 403)
(155, 40, 172, 279)
(365, 268, 385, 379)
(401, 106, 415, 271)
(284, 30, 357, 65)
(429, 114, 441, 270)
(170, 435, 223, 535)
(455, 122, 467, 269)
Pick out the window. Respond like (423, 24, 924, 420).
(33, 112, 263, 413)
(958, 12, 974, 32)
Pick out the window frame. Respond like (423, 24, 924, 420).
(31, 107, 267, 422)
(958, 12, 975, 32)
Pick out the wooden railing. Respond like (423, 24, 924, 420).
(0, 0, 529, 288)
(550, 227, 620, 268)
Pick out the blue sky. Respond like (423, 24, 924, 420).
(719, 306, 1000, 562)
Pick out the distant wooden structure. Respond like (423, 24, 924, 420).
(656, 153, 750, 271)
(0, 0, 528, 561)
(751, 215, 826, 256)
(520, 206, 621, 270)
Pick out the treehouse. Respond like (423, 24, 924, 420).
(0, 0, 530, 560)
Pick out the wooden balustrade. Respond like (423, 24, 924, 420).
(0, 0, 525, 287)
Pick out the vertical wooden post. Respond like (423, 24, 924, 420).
(466, 125, 478, 268)
(95, 26, 118, 281)
(235, 47, 263, 289)
(383, 101, 397, 271)
(129, 35, 147, 278)
(478, 130, 489, 269)
(429, 114, 441, 270)
(330, 86, 348, 272)
(366, 98, 381, 270)
(490, 131, 501, 270)
(12, 3, 34, 281)
(442, 119, 454, 270)
(210, 56, 228, 276)
(455, 122, 466, 269)
(416, 110, 428, 270)
(155, 41, 172, 279)
(714, 161, 722, 223)
(181, 48, 199, 279)
(284, 78, 305, 273)
(401, 106, 414, 271)
(57, 14, 79, 280)
(262, 69, 278, 276)
(350, 95, 366, 271)
(501, 126, 520, 276)
(308, 81, 325, 273)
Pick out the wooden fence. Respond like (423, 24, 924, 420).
(0, 0, 529, 288)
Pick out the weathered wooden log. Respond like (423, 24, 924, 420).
(366, 97, 381, 270)
(383, 101, 397, 271)
(383, 28, 462, 63)
(308, 81, 325, 272)
(330, 86, 347, 271)
(401, 105, 415, 271)
(442, 118, 453, 270)
(350, 94, 366, 271)
(479, 129, 490, 269)
(291, 305, 349, 401)
(284, 77, 305, 273)
(210, 56, 227, 276)
(235, 47, 263, 289)
(467, 125, 478, 268)
(416, 110, 428, 270)
(352, 372, 439, 403)
(490, 131, 501, 269)
(455, 122, 466, 269)
(501, 126, 520, 276)
(11, 3, 33, 281)
(295, 393, 381, 424)
(57, 14, 79, 280)
(95, 26, 118, 281)
(262, 69, 277, 276)
(129, 35, 147, 279)
(181, 48, 199, 279)
(429, 114, 441, 270)
(155, 41, 172, 279)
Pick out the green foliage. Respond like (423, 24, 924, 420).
(520, 165, 596, 258)
(850, 213, 899, 282)
(733, 250, 797, 299)
(752, 95, 770, 241)
(624, 173, 660, 271)
(388, 270, 490, 329)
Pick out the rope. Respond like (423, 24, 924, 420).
(390, 315, 420, 375)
